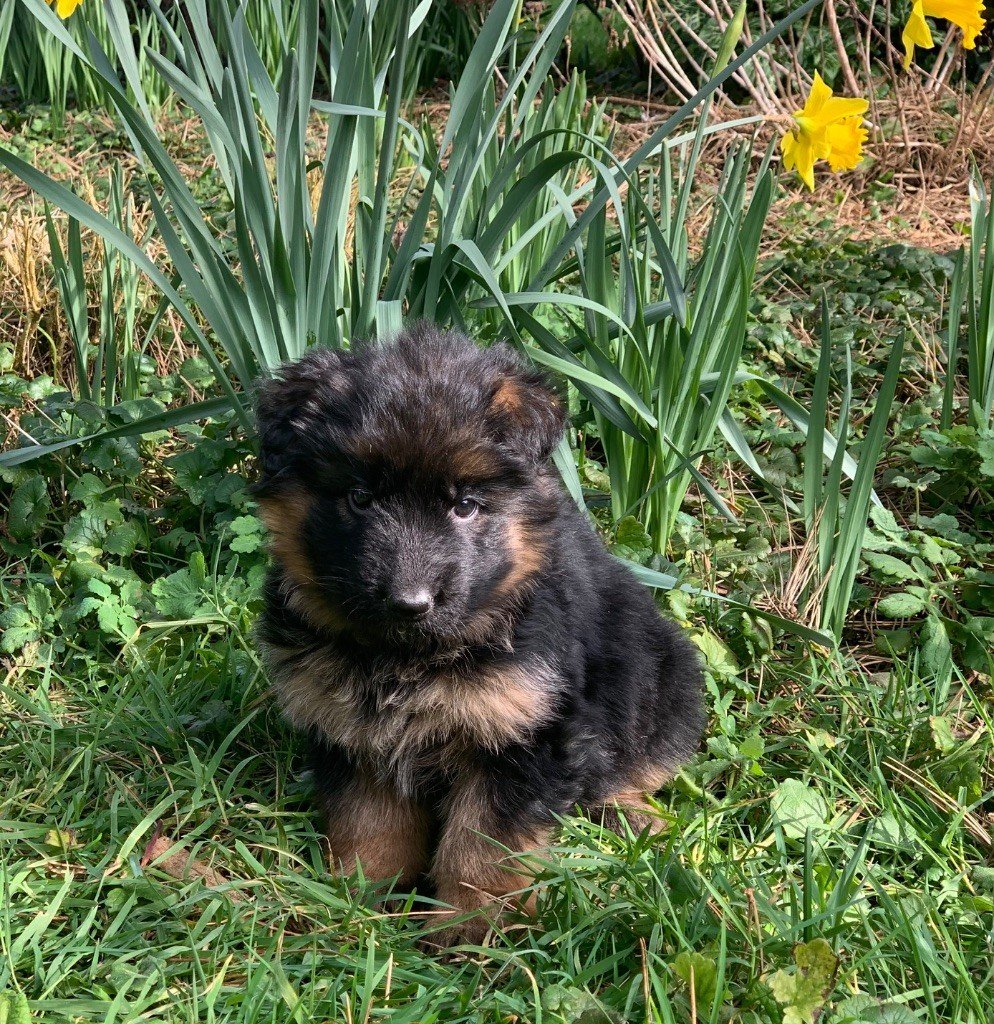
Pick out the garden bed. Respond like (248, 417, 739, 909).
(1, 3, 992, 1020)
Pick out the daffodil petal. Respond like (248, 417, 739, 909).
(818, 96, 870, 121)
(802, 71, 834, 118)
(54, 0, 82, 17)
(903, 0, 934, 67)
(782, 128, 818, 191)
(780, 131, 798, 172)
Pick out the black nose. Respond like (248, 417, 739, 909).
(388, 589, 434, 618)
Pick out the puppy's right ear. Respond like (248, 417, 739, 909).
(253, 349, 347, 495)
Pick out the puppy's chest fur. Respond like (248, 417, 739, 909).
(262, 639, 561, 790)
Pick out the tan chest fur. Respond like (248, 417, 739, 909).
(262, 641, 561, 779)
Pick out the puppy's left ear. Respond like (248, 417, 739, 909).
(487, 353, 566, 464)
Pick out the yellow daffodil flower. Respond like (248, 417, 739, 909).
(780, 73, 869, 191)
(54, 0, 84, 17)
(903, 0, 986, 68)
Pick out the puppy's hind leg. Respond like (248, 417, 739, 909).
(583, 764, 674, 837)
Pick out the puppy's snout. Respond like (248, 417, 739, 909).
(388, 588, 435, 619)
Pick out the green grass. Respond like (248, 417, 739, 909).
(2, 606, 991, 1022)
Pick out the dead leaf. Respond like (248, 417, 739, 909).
(141, 836, 246, 902)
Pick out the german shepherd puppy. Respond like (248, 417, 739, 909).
(254, 324, 703, 944)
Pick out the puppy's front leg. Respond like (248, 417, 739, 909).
(429, 771, 551, 946)
(321, 767, 431, 888)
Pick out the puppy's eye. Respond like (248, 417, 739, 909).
(452, 497, 480, 520)
(348, 487, 374, 512)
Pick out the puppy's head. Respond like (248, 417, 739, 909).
(253, 325, 566, 647)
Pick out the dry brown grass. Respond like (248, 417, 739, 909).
(0, 208, 52, 378)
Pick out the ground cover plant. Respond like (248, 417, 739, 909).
(1, 0, 992, 1021)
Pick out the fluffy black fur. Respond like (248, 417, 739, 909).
(254, 324, 704, 942)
